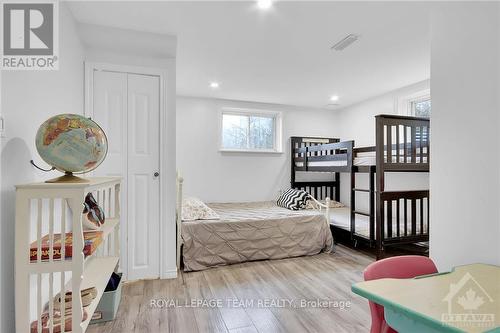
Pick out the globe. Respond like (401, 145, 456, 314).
(35, 114, 108, 181)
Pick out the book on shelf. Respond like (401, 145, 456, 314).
(29, 231, 103, 262)
(30, 307, 89, 333)
(54, 287, 98, 310)
(31, 286, 98, 333)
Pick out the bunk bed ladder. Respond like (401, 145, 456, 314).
(368, 166, 375, 244)
(350, 172, 356, 240)
(350, 165, 376, 246)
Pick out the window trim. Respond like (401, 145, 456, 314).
(409, 96, 431, 118)
(219, 108, 283, 153)
(396, 89, 431, 118)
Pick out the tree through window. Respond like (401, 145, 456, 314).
(411, 97, 431, 118)
(221, 110, 281, 152)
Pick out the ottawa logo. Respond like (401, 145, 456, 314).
(442, 272, 495, 329)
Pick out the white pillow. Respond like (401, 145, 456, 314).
(305, 199, 345, 210)
(182, 197, 220, 221)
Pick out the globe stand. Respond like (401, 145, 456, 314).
(45, 172, 90, 183)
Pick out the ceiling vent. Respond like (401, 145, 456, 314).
(331, 34, 360, 51)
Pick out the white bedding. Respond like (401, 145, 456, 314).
(329, 206, 427, 238)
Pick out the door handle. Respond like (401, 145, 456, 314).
(154, 172, 160, 178)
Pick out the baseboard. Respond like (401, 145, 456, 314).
(161, 268, 178, 279)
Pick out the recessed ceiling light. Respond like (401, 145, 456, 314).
(257, 0, 273, 10)
(210, 82, 220, 89)
(330, 95, 339, 102)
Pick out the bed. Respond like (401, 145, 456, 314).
(291, 115, 430, 257)
(176, 178, 334, 272)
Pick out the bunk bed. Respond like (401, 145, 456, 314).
(291, 114, 430, 257)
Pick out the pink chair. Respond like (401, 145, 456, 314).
(363, 255, 438, 333)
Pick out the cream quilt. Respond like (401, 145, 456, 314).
(181, 201, 333, 271)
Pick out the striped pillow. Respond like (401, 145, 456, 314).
(276, 189, 310, 210)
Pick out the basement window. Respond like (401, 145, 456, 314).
(409, 96, 431, 118)
(220, 109, 282, 153)
(397, 89, 431, 118)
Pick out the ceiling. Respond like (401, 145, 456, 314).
(68, 1, 431, 109)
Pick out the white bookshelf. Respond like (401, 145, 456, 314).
(15, 177, 121, 333)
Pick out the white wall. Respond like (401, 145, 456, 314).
(335, 81, 430, 208)
(77, 22, 176, 60)
(430, 2, 500, 270)
(0, 4, 85, 332)
(335, 80, 429, 146)
(177, 96, 338, 202)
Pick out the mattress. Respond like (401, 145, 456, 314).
(181, 201, 333, 271)
(330, 207, 427, 238)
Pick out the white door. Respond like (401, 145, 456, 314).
(126, 74, 160, 280)
(92, 70, 160, 280)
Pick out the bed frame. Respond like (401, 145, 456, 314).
(291, 114, 430, 258)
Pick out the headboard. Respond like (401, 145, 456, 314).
(290, 136, 352, 202)
(375, 115, 430, 173)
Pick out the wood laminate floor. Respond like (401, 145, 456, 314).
(87, 245, 373, 333)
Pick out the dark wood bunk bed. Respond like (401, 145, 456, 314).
(291, 114, 430, 258)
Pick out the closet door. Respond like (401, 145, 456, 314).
(92, 70, 160, 280)
(126, 74, 160, 280)
(92, 71, 129, 275)
(93, 71, 127, 178)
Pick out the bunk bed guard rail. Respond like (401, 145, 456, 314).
(375, 115, 430, 172)
(291, 137, 354, 173)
